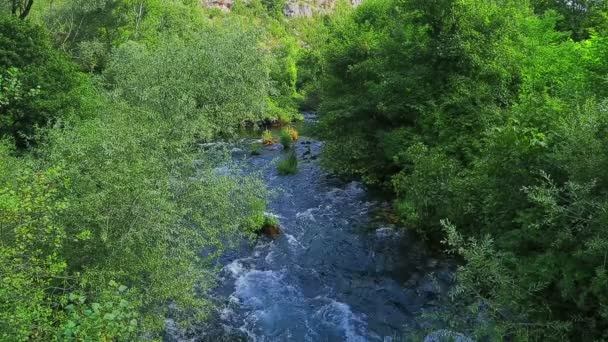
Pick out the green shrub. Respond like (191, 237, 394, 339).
(277, 153, 298, 175)
(286, 126, 299, 140)
(263, 215, 279, 228)
(262, 129, 274, 145)
(279, 129, 293, 149)
(276, 111, 294, 125)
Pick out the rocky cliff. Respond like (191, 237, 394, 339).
(282, 0, 362, 17)
(202, 0, 233, 12)
(201, 0, 361, 16)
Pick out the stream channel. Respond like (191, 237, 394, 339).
(168, 114, 455, 341)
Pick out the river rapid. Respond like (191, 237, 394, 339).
(168, 116, 455, 341)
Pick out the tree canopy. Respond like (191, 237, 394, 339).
(317, 0, 608, 339)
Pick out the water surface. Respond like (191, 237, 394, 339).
(169, 120, 454, 341)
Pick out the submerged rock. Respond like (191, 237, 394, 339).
(264, 144, 283, 151)
(375, 226, 396, 238)
(418, 274, 444, 300)
(424, 329, 474, 342)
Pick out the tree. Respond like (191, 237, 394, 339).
(104, 24, 270, 140)
(0, 16, 87, 147)
(316, 0, 608, 338)
(7, 0, 34, 19)
(532, 0, 608, 39)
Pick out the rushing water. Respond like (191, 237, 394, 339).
(168, 117, 455, 341)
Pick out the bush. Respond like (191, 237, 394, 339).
(276, 111, 294, 125)
(286, 126, 299, 140)
(279, 129, 293, 149)
(256, 215, 282, 238)
(277, 152, 298, 175)
(262, 129, 274, 145)
(264, 215, 279, 227)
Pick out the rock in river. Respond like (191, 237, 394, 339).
(259, 223, 282, 239)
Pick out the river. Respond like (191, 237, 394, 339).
(168, 115, 455, 341)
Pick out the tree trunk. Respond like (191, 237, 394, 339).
(18, 0, 34, 20)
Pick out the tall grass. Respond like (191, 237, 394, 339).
(262, 129, 274, 145)
(286, 126, 299, 141)
(280, 129, 293, 149)
(277, 152, 298, 175)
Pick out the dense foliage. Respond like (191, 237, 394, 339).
(531, 0, 608, 40)
(4, 0, 607, 339)
(0, 16, 88, 147)
(0, 0, 305, 339)
(317, 0, 608, 339)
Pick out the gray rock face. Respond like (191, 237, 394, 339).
(283, 2, 314, 17)
(201, 0, 233, 12)
(283, 0, 363, 17)
(424, 330, 474, 342)
(201, 0, 363, 16)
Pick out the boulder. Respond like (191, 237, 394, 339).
(260, 223, 282, 239)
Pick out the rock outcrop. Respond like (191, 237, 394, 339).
(201, 0, 233, 12)
(283, 0, 363, 17)
(202, 0, 362, 17)
(260, 223, 282, 239)
(283, 2, 314, 17)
